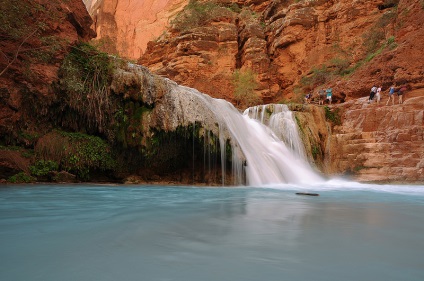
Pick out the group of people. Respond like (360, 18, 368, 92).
(304, 84, 407, 106)
(304, 88, 333, 105)
(368, 84, 406, 105)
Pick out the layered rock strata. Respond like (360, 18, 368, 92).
(328, 90, 424, 182)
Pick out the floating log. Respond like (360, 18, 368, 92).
(295, 192, 319, 196)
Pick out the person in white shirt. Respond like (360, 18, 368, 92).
(375, 85, 382, 104)
(368, 85, 377, 103)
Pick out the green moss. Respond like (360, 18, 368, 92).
(294, 115, 304, 135)
(311, 144, 320, 160)
(354, 165, 366, 172)
(61, 132, 115, 179)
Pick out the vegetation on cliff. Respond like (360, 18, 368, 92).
(56, 42, 115, 136)
(171, 0, 239, 32)
(232, 69, 262, 108)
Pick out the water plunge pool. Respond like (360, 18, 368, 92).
(1, 183, 423, 281)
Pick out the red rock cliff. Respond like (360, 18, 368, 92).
(0, 0, 95, 145)
(86, 0, 188, 59)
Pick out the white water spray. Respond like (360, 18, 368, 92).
(165, 82, 322, 186)
(244, 104, 307, 159)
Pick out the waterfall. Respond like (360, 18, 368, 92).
(243, 104, 307, 160)
(164, 81, 322, 186)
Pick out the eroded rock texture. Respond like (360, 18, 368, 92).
(91, 0, 423, 105)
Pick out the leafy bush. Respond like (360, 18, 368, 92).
(8, 172, 35, 183)
(300, 65, 332, 89)
(171, 0, 234, 32)
(232, 69, 262, 108)
(324, 106, 341, 125)
(35, 131, 116, 180)
(30, 160, 59, 177)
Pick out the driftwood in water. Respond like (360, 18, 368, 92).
(296, 192, 319, 196)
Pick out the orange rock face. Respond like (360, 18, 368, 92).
(135, 0, 423, 105)
(87, 0, 188, 58)
(327, 89, 424, 182)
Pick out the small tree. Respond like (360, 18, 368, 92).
(0, 0, 67, 77)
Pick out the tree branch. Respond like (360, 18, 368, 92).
(0, 28, 39, 77)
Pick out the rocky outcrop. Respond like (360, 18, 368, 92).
(0, 0, 95, 146)
(136, 0, 423, 105)
(327, 89, 424, 182)
(0, 0, 95, 181)
(328, 0, 424, 100)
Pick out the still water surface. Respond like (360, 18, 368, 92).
(1, 183, 423, 281)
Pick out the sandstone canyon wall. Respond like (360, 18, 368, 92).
(328, 90, 423, 183)
(83, 0, 423, 105)
(86, 0, 188, 59)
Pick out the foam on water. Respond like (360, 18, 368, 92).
(259, 179, 424, 195)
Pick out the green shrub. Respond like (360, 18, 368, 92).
(330, 57, 351, 75)
(8, 172, 35, 183)
(171, 0, 234, 32)
(0, 1, 67, 75)
(232, 69, 262, 108)
(324, 106, 341, 125)
(362, 11, 396, 53)
(36, 131, 116, 180)
(300, 65, 332, 89)
(30, 160, 59, 177)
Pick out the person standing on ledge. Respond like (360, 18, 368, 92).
(398, 85, 407, 104)
(326, 88, 333, 105)
(318, 88, 325, 105)
(376, 85, 382, 105)
(368, 85, 377, 103)
(386, 84, 396, 105)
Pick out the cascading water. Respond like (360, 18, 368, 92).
(164, 81, 322, 186)
(243, 104, 307, 160)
